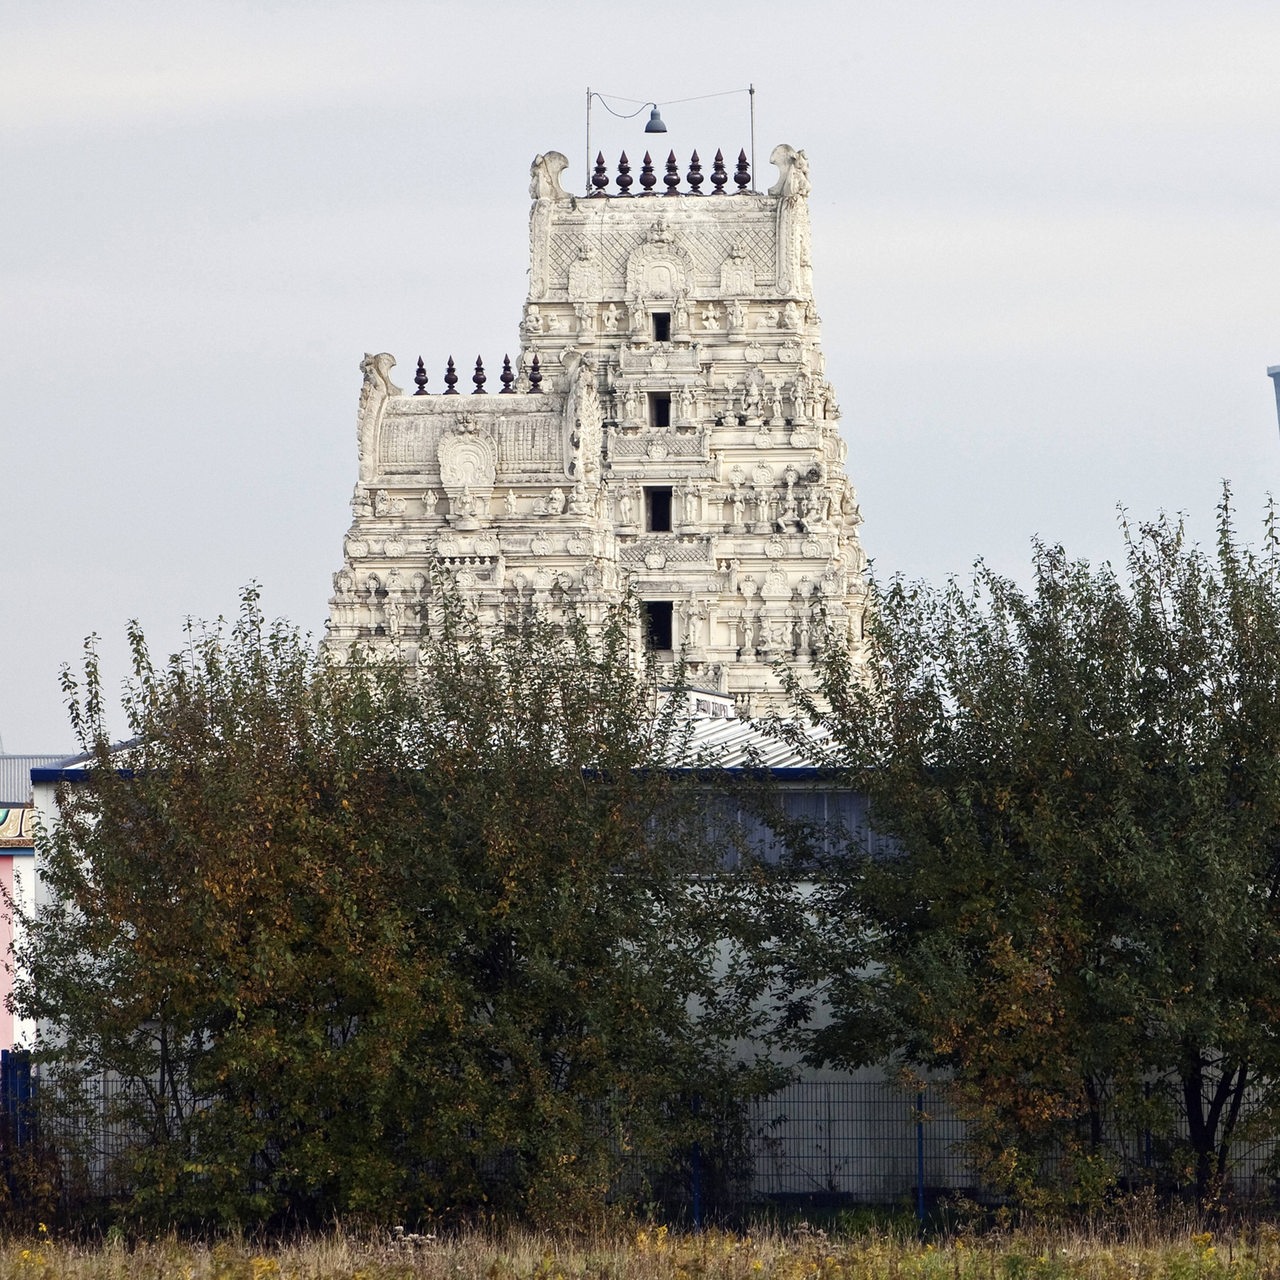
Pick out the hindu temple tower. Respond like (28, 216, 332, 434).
(326, 143, 868, 715)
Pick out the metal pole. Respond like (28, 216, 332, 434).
(1269, 365, 1280, 436)
(749, 84, 757, 192)
(585, 87, 592, 195)
(916, 1090, 926, 1229)
(691, 1140, 703, 1230)
(691, 1093, 703, 1230)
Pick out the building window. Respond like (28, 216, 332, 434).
(652, 312, 671, 342)
(649, 393, 671, 428)
(645, 486, 672, 532)
(642, 600, 673, 651)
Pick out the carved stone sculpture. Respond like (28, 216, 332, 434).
(529, 151, 571, 201)
(356, 353, 399, 483)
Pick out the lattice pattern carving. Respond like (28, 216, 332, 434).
(545, 220, 775, 296)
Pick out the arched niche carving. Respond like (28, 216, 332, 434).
(437, 417, 497, 494)
(624, 240, 695, 302)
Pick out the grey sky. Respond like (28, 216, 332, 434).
(3, 1, 1278, 750)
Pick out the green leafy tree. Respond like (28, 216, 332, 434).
(13, 589, 762, 1227)
(786, 494, 1280, 1207)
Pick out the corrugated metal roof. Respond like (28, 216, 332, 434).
(13, 724, 835, 790)
(0, 754, 76, 805)
(680, 717, 838, 770)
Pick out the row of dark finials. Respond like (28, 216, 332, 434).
(591, 148, 750, 196)
(412, 354, 543, 395)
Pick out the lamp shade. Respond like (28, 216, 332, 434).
(644, 106, 667, 133)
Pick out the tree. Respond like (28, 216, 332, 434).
(785, 494, 1280, 1207)
(13, 589, 762, 1227)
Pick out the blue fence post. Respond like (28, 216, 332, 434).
(916, 1090, 926, 1230)
(1, 1050, 34, 1147)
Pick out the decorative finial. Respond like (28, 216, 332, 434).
(686, 150, 703, 195)
(616, 152, 633, 196)
(591, 152, 609, 195)
(414, 356, 429, 395)
(734, 149, 751, 193)
(710, 149, 727, 194)
(663, 150, 680, 195)
(472, 355, 487, 393)
(639, 152, 657, 194)
(499, 354, 515, 393)
(529, 353, 543, 393)
(443, 356, 459, 394)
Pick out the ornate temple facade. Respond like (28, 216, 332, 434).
(326, 144, 868, 714)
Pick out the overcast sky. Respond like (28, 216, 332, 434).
(3, 1, 1278, 750)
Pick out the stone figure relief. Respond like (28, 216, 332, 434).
(422, 489, 438, 515)
(782, 300, 801, 330)
(683, 483, 702, 525)
(568, 243, 602, 298)
(528, 151, 570, 299)
(383, 568, 405, 634)
(792, 370, 812, 421)
(756, 306, 780, 331)
(770, 380, 785, 423)
(603, 302, 621, 333)
(622, 384, 641, 425)
(719, 242, 755, 295)
(701, 303, 722, 331)
(544, 487, 566, 515)
(357, 352, 399, 483)
(777, 489, 802, 532)
(727, 299, 746, 330)
(673, 293, 690, 332)
(769, 143, 813, 298)
(504, 489, 518, 517)
(452, 486, 482, 528)
(676, 384, 696, 423)
(562, 349, 602, 485)
(523, 304, 544, 334)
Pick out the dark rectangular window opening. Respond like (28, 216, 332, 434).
(643, 600, 673, 651)
(645, 486, 672, 532)
(652, 312, 671, 342)
(649, 393, 671, 428)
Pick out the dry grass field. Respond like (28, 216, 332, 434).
(2, 1222, 1280, 1280)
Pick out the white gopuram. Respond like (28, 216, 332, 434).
(326, 144, 868, 715)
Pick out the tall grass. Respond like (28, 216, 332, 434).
(3, 1221, 1280, 1280)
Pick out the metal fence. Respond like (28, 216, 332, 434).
(6, 1058, 1280, 1217)
(744, 1080, 974, 1207)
